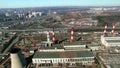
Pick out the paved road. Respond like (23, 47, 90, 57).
(0, 27, 120, 32)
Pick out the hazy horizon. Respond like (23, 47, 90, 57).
(0, 0, 120, 8)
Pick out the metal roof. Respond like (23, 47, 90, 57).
(33, 51, 94, 58)
(76, 51, 94, 57)
(64, 41, 85, 46)
(33, 52, 60, 58)
(106, 40, 120, 43)
(40, 44, 64, 49)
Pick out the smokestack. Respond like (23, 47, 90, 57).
(46, 31, 50, 42)
(52, 28, 55, 43)
(110, 23, 116, 36)
(103, 29, 107, 35)
(104, 24, 108, 29)
(110, 29, 114, 35)
(103, 24, 108, 36)
(10, 48, 26, 68)
(70, 27, 74, 42)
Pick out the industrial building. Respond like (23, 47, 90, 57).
(32, 41, 94, 67)
(32, 51, 94, 65)
(101, 23, 120, 47)
(88, 45, 100, 51)
(38, 44, 64, 52)
(98, 52, 120, 68)
(31, 27, 96, 68)
(101, 35, 120, 47)
(63, 42, 87, 50)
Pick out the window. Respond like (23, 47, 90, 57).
(60, 59, 62, 62)
(76, 59, 79, 61)
(57, 59, 59, 62)
(35, 59, 37, 63)
(66, 59, 68, 62)
(78, 59, 81, 61)
(52, 59, 54, 62)
(68, 59, 70, 61)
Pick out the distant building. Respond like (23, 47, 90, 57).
(66, 18, 98, 27)
(5, 13, 11, 17)
(88, 7, 119, 14)
(98, 13, 111, 16)
(26, 11, 43, 18)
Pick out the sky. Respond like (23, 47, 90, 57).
(0, 0, 120, 8)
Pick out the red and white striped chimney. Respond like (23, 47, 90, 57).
(110, 29, 114, 35)
(103, 29, 107, 35)
(52, 28, 55, 43)
(110, 23, 116, 36)
(103, 24, 108, 36)
(46, 31, 50, 42)
(70, 27, 74, 42)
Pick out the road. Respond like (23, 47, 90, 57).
(0, 33, 22, 67)
(3, 35, 20, 53)
(1, 27, 120, 32)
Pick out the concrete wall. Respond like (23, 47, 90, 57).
(32, 57, 94, 65)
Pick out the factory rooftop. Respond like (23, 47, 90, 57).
(101, 35, 120, 47)
(98, 53, 120, 65)
(64, 41, 85, 46)
(33, 51, 94, 58)
(102, 36, 120, 40)
(106, 40, 120, 43)
(33, 52, 60, 58)
(39, 44, 64, 49)
(104, 34, 120, 37)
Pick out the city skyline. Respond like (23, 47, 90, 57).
(0, 0, 120, 8)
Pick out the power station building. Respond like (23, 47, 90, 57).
(32, 51, 94, 65)
(32, 27, 95, 67)
(32, 42, 94, 66)
(101, 35, 120, 47)
(101, 23, 120, 47)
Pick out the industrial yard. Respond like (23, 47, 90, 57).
(0, 25, 114, 68)
(0, 5, 120, 68)
(1, 22, 120, 68)
(0, 28, 101, 68)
